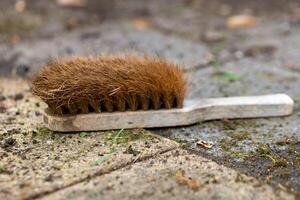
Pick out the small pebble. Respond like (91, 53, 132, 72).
(2, 137, 17, 148)
(196, 140, 214, 149)
(14, 93, 24, 101)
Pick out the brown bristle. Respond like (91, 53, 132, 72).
(32, 55, 187, 115)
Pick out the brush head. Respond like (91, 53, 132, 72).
(32, 55, 187, 115)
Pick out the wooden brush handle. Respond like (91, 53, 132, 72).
(184, 93, 293, 121)
(44, 94, 293, 132)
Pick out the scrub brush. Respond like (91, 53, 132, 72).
(32, 55, 293, 132)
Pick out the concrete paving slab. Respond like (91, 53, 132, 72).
(156, 57, 300, 193)
(0, 21, 210, 77)
(186, 58, 300, 99)
(0, 79, 178, 200)
(39, 149, 296, 200)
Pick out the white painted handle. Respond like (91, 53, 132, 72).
(43, 94, 294, 132)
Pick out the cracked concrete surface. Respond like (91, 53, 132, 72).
(40, 149, 295, 200)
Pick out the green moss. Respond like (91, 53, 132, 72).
(92, 153, 112, 166)
(217, 134, 300, 186)
(278, 169, 291, 179)
(213, 71, 241, 82)
(260, 154, 276, 164)
(93, 129, 151, 166)
(172, 138, 187, 148)
(255, 144, 291, 168)
(287, 145, 296, 154)
(257, 144, 271, 154)
(220, 138, 238, 149)
(31, 127, 52, 140)
(79, 132, 89, 138)
(219, 138, 231, 151)
(226, 131, 251, 141)
(219, 138, 250, 160)
(221, 120, 257, 130)
(0, 163, 6, 173)
(274, 157, 289, 167)
(219, 138, 238, 151)
(231, 151, 250, 160)
(106, 129, 150, 146)
(173, 138, 183, 143)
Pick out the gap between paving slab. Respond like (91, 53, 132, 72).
(155, 56, 300, 193)
(0, 79, 179, 200)
(0, 77, 298, 199)
(39, 149, 297, 200)
(0, 128, 178, 200)
(22, 139, 178, 200)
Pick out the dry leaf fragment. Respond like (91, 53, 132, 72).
(10, 35, 21, 45)
(292, 7, 300, 19)
(175, 170, 200, 191)
(196, 140, 214, 149)
(15, 0, 26, 12)
(56, 0, 87, 7)
(227, 15, 257, 29)
(65, 18, 81, 30)
(132, 18, 150, 30)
